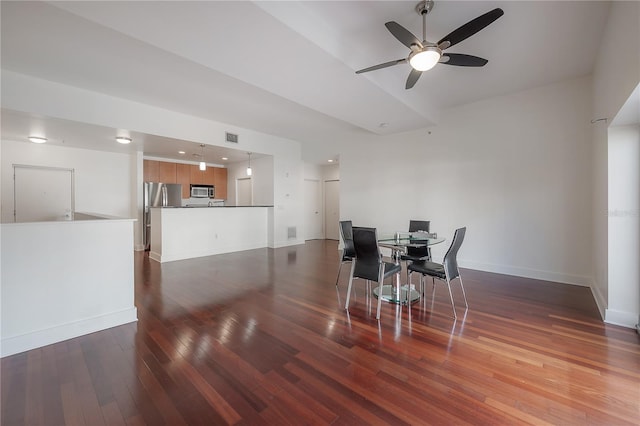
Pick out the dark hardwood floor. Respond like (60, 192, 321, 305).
(2, 240, 639, 425)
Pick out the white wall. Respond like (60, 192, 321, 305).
(591, 1, 640, 321)
(1, 139, 134, 223)
(340, 76, 593, 286)
(2, 71, 304, 248)
(1, 219, 137, 356)
(323, 163, 340, 182)
(607, 124, 640, 327)
(226, 155, 274, 207)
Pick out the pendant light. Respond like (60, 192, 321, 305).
(199, 144, 206, 171)
(246, 152, 252, 176)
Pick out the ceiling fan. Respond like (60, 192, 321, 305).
(356, 0, 504, 89)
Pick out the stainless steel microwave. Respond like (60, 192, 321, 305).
(190, 184, 214, 198)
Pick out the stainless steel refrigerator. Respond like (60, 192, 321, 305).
(144, 182, 182, 250)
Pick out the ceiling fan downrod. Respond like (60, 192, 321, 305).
(416, 0, 435, 42)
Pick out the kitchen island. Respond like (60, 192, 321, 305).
(149, 205, 273, 263)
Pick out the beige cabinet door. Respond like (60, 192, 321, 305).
(176, 163, 191, 198)
(214, 167, 228, 199)
(143, 160, 159, 182)
(158, 162, 177, 183)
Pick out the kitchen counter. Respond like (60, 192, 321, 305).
(149, 206, 273, 263)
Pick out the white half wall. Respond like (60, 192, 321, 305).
(340, 76, 593, 286)
(149, 206, 271, 263)
(1, 218, 137, 357)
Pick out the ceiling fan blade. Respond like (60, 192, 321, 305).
(385, 21, 422, 49)
(405, 68, 422, 89)
(355, 58, 407, 74)
(437, 8, 504, 49)
(440, 53, 488, 67)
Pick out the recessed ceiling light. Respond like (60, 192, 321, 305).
(221, 157, 228, 161)
(115, 136, 132, 144)
(178, 151, 186, 155)
(328, 159, 334, 163)
(28, 136, 47, 144)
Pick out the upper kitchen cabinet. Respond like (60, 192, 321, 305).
(176, 163, 191, 199)
(143, 160, 159, 182)
(190, 165, 215, 186)
(158, 162, 177, 183)
(145, 159, 227, 199)
(214, 167, 228, 199)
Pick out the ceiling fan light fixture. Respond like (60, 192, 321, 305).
(409, 46, 441, 71)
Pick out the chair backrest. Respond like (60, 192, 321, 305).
(407, 220, 430, 257)
(339, 220, 355, 259)
(409, 220, 430, 233)
(352, 227, 382, 281)
(442, 227, 466, 280)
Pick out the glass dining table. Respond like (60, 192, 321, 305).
(376, 233, 446, 304)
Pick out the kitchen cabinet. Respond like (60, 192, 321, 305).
(190, 165, 215, 186)
(176, 163, 191, 199)
(146, 160, 227, 199)
(190, 165, 204, 185)
(213, 167, 228, 199)
(158, 161, 177, 183)
(143, 160, 159, 183)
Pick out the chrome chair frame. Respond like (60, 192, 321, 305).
(335, 220, 355, 286)
(345, 227, 402, 320)
(408, 227, 468, 319)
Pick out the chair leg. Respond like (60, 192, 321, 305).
(376, 265, 386, 320)
(335, 261, 344, 286)
(445, 279, 457, 320)
(458, 276, 469, 308)
(344, 261, 357, 310)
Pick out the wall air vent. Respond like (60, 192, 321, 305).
(287, 226, 297, 239)
(225, 132, 239, 143)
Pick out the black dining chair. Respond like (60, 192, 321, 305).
(335, 220, 355, 286)
(345, 227, 402, 319)
(401, 220, 431, 283)
(407, 227, 468, 319)
(402, 220, 432, 260)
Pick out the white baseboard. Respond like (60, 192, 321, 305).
(460, 260, 593, 287)
(590, 284, 607, 321)
(1, 307, 138, 357)
(134, 244, 146, 251)
(149, 250, 162, 262)
(271, 239, 305, 249)
(604, 308, 639, 329)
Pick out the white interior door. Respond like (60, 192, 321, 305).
(236, 177, 252, 206)
(304, 179, 323, 240)
(14, 165, 74, 222)
(324, 180, 340, 240)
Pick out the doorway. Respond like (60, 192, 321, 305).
(304, 179, 323, 240)
(324, 180, 340, 240)
(13, 165, 74, 222)
(237, 177, 252, 206)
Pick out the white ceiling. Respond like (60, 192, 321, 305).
(0, 1, 612, 163)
